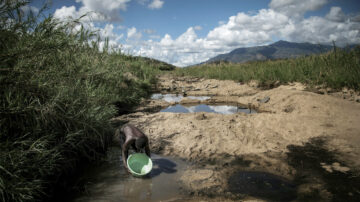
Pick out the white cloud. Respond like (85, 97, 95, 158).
(288, 15, 360, 45)
(127, 27, 142, 41)
(136, 0, 149, 5)
(149, 35, 161, 39)
(54, 6, 77, 19)
(194, 25, 202, 31)
(207, 9, 291, 47)
(148, 0, 164, 9)
(143, 29, 156, 34)
(55, 0, 131, 22)
(326, 7, 346, 22)
(53, 0, 359, 67)
(53, 5, 110, 22)
(269, 0, 327, 18)
(20, 5, 39, 15)
(117, 25, 126, 30)
(77, 0, 130, 11)
(124, 5, 359, 67)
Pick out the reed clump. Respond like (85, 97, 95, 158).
(0, 1, 163, 201)
(176, 46, 360, 90)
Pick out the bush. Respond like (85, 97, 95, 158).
(0, 1, 160, 201)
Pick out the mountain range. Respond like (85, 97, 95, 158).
(204, 40, 335, 64)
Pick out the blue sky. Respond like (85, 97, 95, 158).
(29, 0, 360, 66)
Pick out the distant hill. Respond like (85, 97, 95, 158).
(204, 40, 334, 64)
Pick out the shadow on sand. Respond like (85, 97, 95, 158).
(146, 158, 178, 178)
(286, 137, 360, 201)
(228, 171, 297, 201)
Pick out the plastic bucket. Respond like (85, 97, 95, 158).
(127, 153, 153, 177)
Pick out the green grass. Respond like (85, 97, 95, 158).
(175, 46, 360, 90)
(0, 1, 166, 201)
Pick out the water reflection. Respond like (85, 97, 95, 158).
(160, 104, 256, 114)
(151, 94, 210, 102)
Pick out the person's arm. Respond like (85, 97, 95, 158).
(122, 140, 131, 169)
(145, 141, 151, 158)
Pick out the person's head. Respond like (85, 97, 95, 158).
(135, 137, 147, 150)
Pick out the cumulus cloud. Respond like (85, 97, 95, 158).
(269, 0, 328, 18)
(125, 4, 359, 67)
(207, 9, 291, 47)
(54, 0, 131, 22)
(53, 0, 359, 67)
(127, 27, 142, 41)
(148, 0, 164, 9)
(288, 14, 360, 45)
(326, 7, 346, 22)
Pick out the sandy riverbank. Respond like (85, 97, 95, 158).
(113, 75, 360, 201)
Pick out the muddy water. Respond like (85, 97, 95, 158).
(161, 104, 256, 114)
(72, 148, 190, 202)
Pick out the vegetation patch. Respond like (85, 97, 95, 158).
(0, 1, 169, 201)
(175, 47, 360, 90)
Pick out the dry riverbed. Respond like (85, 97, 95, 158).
(113, 75, 360, 201)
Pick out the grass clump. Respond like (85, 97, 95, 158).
(175, 46, 360, 90)
(0, 1, 162, 201)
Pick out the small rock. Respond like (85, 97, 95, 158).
(195, 113, 207, 120)
(317, 89, 326, 94)
(257, 96, 270, 103)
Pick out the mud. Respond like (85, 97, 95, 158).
(111, 75, 360, 201)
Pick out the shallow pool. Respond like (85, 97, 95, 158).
(160, 104, 256, 114)
(151, 93, 210, 102)
(71, 148, 190, 202)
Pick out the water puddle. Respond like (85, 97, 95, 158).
(151, 93, 210, 102)
(72, 148, 190, 202)
(228, 171, 297, 201)
(160, 104, 256, 114)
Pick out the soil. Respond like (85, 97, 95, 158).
(112, 75, 360, 201)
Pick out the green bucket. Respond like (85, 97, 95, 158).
(127, 153, 153, 177)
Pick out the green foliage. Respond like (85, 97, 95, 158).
(0, 1, 161, 201)
(175, 47, 360, 90)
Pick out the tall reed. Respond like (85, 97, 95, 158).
(0, 1, 163, 201)
(176, 46, 360, 90)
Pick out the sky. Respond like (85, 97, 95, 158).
(28, 0, 360, 67)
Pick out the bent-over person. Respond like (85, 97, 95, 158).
(114, 124, 151, 171)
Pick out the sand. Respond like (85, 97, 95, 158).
(113, 75, 360, 201)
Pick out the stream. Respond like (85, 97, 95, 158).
(70, 93, 360, 201)
(72, 148, 190, 202)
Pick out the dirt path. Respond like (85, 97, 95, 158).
(113, 75, 360, 201)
